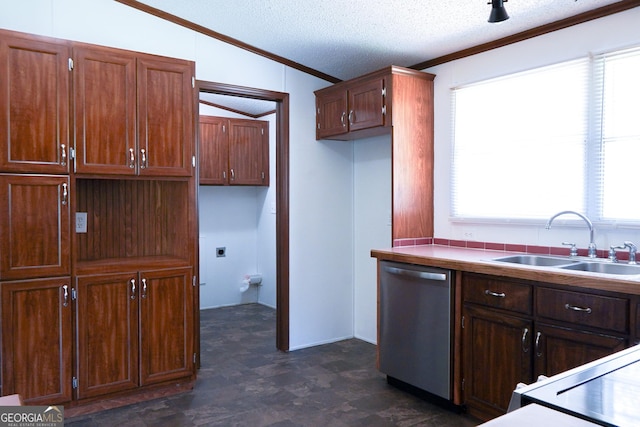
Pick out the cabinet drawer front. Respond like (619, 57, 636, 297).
(463, 274, 532, 314)
(536, 287, 628, 333)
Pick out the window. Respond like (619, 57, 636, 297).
(451, 46, 640, 224)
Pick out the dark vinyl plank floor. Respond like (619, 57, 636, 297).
(67, 303, 479, 426)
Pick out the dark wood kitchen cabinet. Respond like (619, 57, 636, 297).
(199, 116, 269, 186)
(75, 267, 194, 398)
(0, 29, 198, 410)
(72, 45, 137, 175)
(462, 274, 534, 419)
(75, 272, 139, 399)
(0, 32, 70, 174)
(315, 77, 384, 139)
(1, 277, 73, 404)
(315, 66, 436, 241)
(0, 174, 70, 280)
(73, 45, 194, 177)
(463, 305, 533, 419)
(462, 272, 631, 422)
(136, 56, 194, 177)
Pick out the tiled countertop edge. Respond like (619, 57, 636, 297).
(393, 237, 623, 261)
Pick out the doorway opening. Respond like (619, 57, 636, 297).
(196, 81, 289, 352)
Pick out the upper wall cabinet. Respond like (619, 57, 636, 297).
(199, 116, 269, 186)
(74, 45, 195, 177)
(0, 33, 71, 174)
(315, 75, 385, 140)
(136, 56, 194, 177)
(73, 45, 136, 175)
(315, 66, 436, 241)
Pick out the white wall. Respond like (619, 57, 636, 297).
(426, 7, 640, 251)
(0, 0, 354, 350)
(353, 136, 392, 344)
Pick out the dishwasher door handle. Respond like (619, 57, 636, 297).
(382, 266, 447, 281)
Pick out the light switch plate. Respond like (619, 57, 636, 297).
(76, 212, 88, 233)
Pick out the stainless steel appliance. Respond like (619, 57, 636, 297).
(378, 261, 452, 400)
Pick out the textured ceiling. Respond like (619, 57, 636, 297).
(136, 0, 624, 82)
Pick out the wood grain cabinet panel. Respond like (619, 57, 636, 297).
(463, 273, 532, 315)
(139, 267, 194, 386)
(75, 272, 139, 399)
(0, 174, 70, 280)
(199, 116, 269, 186)
(534, 322, 627, 378)
(315, 86, 348, 139)
(536, 287, 628, 333)
(137, 57, 194, 177)
(1, 277, 73, 405)
(199, 116, 228, 185)
(73, 45, 137, 175)
(462, 304, 533, 419)
(0, 32, 70, 174)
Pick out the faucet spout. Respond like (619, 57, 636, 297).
(545, 210, 597, 258)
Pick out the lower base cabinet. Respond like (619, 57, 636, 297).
(1, 267, 194, 405)
(461, 273, 631, 422)
(1, 277, 73, 405)
(76, 267, 195, 400)
(462, 305, 532, 419)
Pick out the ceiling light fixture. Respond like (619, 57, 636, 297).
(488, 0, 509, 23)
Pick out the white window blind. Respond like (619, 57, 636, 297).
(598, 47, 640, 221)
(452, 59, 589, 220)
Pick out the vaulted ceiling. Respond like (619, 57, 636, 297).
(121, 0, 636, 83)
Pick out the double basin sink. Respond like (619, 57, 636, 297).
(492, 254, 640, 277)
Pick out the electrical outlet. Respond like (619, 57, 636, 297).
(76, 212, 87, 233)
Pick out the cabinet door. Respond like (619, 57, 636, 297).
(228, 119, 269, 186)
(463, 305, 533, 419)
(347, 78, 385, 132)
(534, 323, 627, 378)
(73, 46, 136, 175)
(316, 87, 348, 139)
(137, 57, 194, 177)
(199, 116, 228, 185)
(0, 33, 70, 173)
(1, 277, 73, 404)
(0, 175, 70, 280)
(139, 267, 194, 386)
(75, 273, 139, 399)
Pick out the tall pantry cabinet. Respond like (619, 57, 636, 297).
(0, 29, 198, 407)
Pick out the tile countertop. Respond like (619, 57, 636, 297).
(371, 245, 640, 296)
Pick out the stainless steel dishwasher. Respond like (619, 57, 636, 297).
(379, 261, 452, 401)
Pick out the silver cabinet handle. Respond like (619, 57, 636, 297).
(484, 289, 506, 298)
(348, 110, 355, 125)
(565, 303, 592, 314)
(222, 171, 226, 180)
(61, 144, 67, 166)
(141, 278, 147, 299)
(382, 266, 447, 281)
(62, 285, 69, 307)
(340, 112, 346, 127)
(522, 328, 529, 353)
(129, 148, 136, 168)
(61, 182, 68, 206)
(130, 279, 136, 300)
(230, 168, 235, 181)
(140, 148, 147, 169)
(535, 331, 543, 357)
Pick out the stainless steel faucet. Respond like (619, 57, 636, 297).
(623, 241, 637, 264)
(545, 210, 597, 258)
